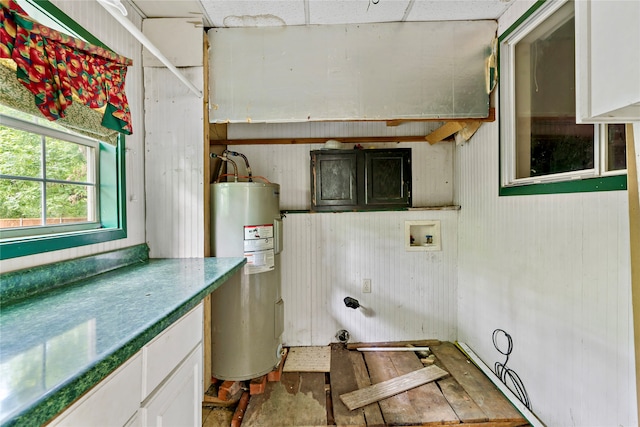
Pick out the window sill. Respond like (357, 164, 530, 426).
(499, 174, 627, 196)
(0, 227, 127, 260)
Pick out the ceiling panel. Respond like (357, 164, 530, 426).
(129, 0, 514, 28)
(406, 0, 512, 21)
(308, 0, 410, 25)
(199, 0, 306, 27)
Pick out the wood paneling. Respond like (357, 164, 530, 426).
(144, 67, 205, 258)
(280, 210, 458, 346)
(455, 7, 636, 421)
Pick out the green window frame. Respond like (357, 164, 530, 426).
(498, 0, 627, 196)
(0, 0, 127, 260)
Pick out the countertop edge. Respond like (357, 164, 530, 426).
(3, 257, 246, 427)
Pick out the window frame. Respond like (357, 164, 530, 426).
(498, 0, 627, 196)
(0, 0, 127, 260)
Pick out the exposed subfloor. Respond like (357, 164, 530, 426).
(202, 341, 529, 427)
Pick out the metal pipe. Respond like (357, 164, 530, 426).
(96, 0, 203, 98)
(224, 150, 252, 182)
(356, 347, 431, 352)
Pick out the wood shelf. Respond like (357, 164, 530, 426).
(210, 110, 494, 146)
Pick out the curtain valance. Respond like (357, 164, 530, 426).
(0, 0, 133, 136)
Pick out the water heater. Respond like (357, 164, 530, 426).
(210, 182, 284, 380)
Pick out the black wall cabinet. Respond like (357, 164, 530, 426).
(310, 148, 411, 211)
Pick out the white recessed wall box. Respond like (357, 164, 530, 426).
(405, 220, 441, 251)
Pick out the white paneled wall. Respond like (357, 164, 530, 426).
(453, 1, 637, 425)
(4, 1, 146, 272)
(228, 122, 458, 345)
(281, 210, 458, 345)
(144, 67, 204, 258)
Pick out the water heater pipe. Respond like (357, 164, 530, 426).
(211, 153, 238, 182)
(224, 150, 253, 182)
(96, 0, 203, 98)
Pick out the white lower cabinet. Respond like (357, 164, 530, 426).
(48, 354, 142, 427)
(50, 303, 204, 426)
(141, 345, 202, 427)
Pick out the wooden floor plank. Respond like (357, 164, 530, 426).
(431, 342, 526, 423)
(433, 356, 488, 423)
(348, 351, 385, 426)
(437, 376, 489, 423)
(330, 344, 367, 426)
(340, 365, 447, 411)
(365, 351, 420, 424)
(390, 351, 459, 425)
(345, 353, 447, 413)
(347, 339, 442, 350)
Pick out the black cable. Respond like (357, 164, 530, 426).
(492, 329, 532, 410)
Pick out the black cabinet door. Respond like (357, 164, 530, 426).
(311, 151, 357, 209)
(364, 149, 411, 207)
(310, 148, 411, 211)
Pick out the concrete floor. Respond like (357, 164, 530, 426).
(202, 405, 234, 427)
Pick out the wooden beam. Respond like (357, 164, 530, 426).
(211, 135, 438, 146)
(209, 108, 495, 145)
(627, 123, 640, 426)
(386, 107, 495, 126)
(425, 122, 466, 144)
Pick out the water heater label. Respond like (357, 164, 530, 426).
(244, 249, 275, 274)
(244, 224, 275, 274)
(244, 224, 274, 240)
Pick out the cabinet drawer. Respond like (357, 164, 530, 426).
(49, 353, 142, 427)
(142, 303, 203, 399)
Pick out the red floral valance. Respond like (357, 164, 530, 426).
(0, 0, 133, 134)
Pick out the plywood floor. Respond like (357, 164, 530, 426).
(202, 342, 529, 427)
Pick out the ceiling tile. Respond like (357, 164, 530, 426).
(132, 0, 206, 18)
(407, 0, 512, 21)
(308, 0, 410, 25)
(200, 0, 306, 27)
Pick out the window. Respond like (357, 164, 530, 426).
(0, 1, 126, 260)
(499, 0, 626, 195)
(310, 148, 412, 211)
(0, 107, 126, 260)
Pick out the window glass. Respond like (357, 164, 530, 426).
(0, 108, 98, 233)
(605, 124, 626, 172)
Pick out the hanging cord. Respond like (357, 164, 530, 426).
(210, 153, 238, 182)
(224, 150, 252, 182)
(492, 329, 532, 410)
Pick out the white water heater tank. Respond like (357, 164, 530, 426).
(210, 182, 284, 380)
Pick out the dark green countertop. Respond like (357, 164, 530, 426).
(0, 257, 246, 427)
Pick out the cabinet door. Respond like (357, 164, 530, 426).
(364, 149, 411, 207)
(311, 151, 357, 210)
(142, 344, 203, 427)
(575, 0, 640, 122)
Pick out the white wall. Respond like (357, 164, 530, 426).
(144, 67, 205, 258)
(3, 0, 146, 272)
(227, 121, 458, 345)
(454, 1, 637, 425)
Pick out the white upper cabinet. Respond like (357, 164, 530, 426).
(575, 0, 640, 122)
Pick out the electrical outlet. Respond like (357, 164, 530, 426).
(362, 278, 372, 293)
